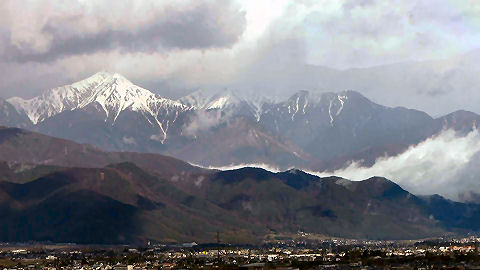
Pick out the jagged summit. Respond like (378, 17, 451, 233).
(8, 72, 187, 125)
(177, 89, 209, 109)
(178, 88, 266, 121)
(178, 89, 366, 124)
(179, 89, 247, 110)
(204, 90, 245, 110)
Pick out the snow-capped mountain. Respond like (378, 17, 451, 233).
(177, 89, 210, 109)
(4, 71, 480, 171)
(177, 88, 444, 168)
(9, 72, 190, 144)
(257, 90, 435, 164)
(4, 72, 311, 168)
(179, 89, 262, 118)
(9, 72, 188, 124)
(178, 89, 278, 124)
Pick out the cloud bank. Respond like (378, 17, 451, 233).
(1, 1, 246, 63)
(316, 129, 480, 202)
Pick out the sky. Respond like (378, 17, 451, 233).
(1, 0, 480, 115)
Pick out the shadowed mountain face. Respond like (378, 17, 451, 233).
(1, 157, 480, 244)
(3, 72, 480, 171)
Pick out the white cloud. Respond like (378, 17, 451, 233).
(314, 129, 480, 201)
(122, 136, 136, 145)
(191, 162, 282, 173)
(0, 0, 246, 62)
(301, 0, 480, 68)
(182, 110, 226, 137)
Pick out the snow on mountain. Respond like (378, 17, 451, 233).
(177, 89, 210, 109)
(204, 91, 244, 110)
(2, 73, 467, 171)
(179, 89, 243, 110)
(178, 89, 353, 126)
(259, 90, 352, 126)
(9, 71, 188, 123)
(8, 72, 191, 143)
(179, 89, 268, 121)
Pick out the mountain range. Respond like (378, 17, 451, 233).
(0, 79, 479, 243)
(1, 71, 479, 172)
(1, 126, 480, 244)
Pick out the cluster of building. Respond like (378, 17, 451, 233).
(2, 237, 480, 269)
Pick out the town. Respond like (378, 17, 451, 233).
(2, 236, 480, 270)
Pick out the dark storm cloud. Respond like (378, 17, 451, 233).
(2, 0, 246, 63)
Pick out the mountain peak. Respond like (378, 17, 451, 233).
(179, 88, 258, 112)
(8, 72, 186, 126)
(338, 89, 363, 97)
(76, 71, 135, 92)
(90, 71, 126, 79)
(205, 90, 244, 110)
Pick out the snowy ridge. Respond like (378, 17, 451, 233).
(205, 91, 245, 110)
(179, 89, 352, 127)
(179, 89, 266, 120)
(7, 71, 356, 146)
(8, 72, 190, 143)
(177, 89, 210, 109)
(180, 90, 247, 110)
(9, 72, 188, 125)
